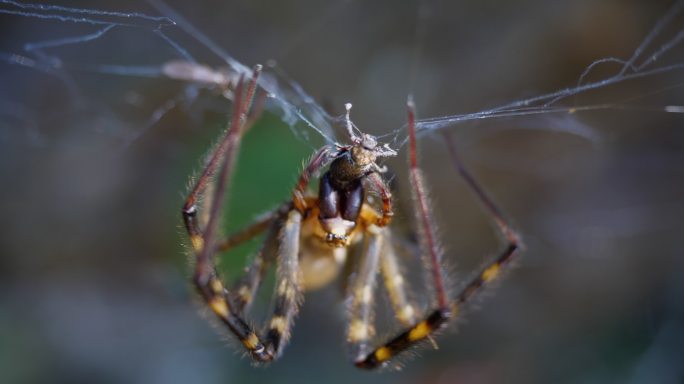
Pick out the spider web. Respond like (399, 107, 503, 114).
(391, 0, 684, 150)
(1, 0, 683, 154)
(0, 0, 341, 150)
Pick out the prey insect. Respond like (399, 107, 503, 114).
(182, 64, 521, 369)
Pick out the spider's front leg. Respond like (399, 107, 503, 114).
(365, 171, 394, 227)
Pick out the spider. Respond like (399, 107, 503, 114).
(181, 64, 521, 369)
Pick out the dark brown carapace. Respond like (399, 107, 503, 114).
(182, 66, 521, 369)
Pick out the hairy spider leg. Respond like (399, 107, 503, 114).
(182, 68, 271, 360)
(345, 221, 420, 355)
(353, 99, 451, 368)
(379, 231, 418, 327)
(181, 64, 306, 362)
(346, 226, 383, 360)
(442, 132, 521, 304)
(355, 98, 522, 369)
(292, 145, 335, 213)
(264, 209, 304, 359)
(365, 171, 394, 227)
(442, 131, 521, 247)
(215, 203, 291, 313)
(215, 206, 286, 252)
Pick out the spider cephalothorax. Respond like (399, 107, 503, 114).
(182, 67, 521, 369)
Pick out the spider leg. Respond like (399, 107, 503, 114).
(263, 209, 304, 359)
(182, 66, 261, 252)
(292, 146, 335, 213)
(213, 203, 291, 312)
(225, 216, 280, 314)
(355, 99, 523, 369)
(365, 172, 394, 227)
(215, 203, 289, 253)
(346, 227, 383, 360)
(379, 231, 418, 327)
(182, 66, 277, 361)
(442, 132, 521, 247)
(354, 98, 452, 369)
(441, 132, 521, 302)
(195, 206, 305, 362)
(195, 209, 304, 363)
(349, 223, 446, 369)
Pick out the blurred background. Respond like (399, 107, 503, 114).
(1, 0, 683, 383)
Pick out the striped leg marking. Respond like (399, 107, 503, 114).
(354, 308, 453, 369)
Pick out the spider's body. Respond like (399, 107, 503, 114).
(182, 68, 521, 369)
(292, 195, 372, 290)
